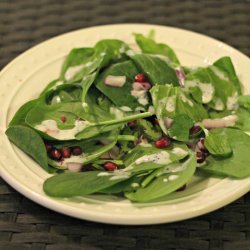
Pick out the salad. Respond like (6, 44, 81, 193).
(6, 31, 250, 202)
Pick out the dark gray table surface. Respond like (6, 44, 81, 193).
(0, 1, 249, 249)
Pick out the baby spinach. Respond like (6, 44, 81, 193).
(43, 170, 131, 197)
(134, 33, 180, 65)
(130, 54, 179, 85)
(202, 128, 250, 178)
(95, 60, 142, 109)
(5, 125, 51, 172)
(204, 129, 232, 157)
(168, 114, 194, 142)
(125, 153, 196, 202)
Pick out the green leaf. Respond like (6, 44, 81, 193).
(130, 54, 179, 85)
(213, 56, 242, 95)
(204, 129, 232, 157)
(9, 99, 39, 126)
(238, 95, 250, 110)
(202, 128, 250, 178)
(43, 170, 131, 197)
(134, 33, 180, 65)
(60, 48, 94, 79)
(123, 143, 189, 174)
(5, 125, 50, 171)
(150, 85, 207, 134)
(137, 119, 162, 140)
(168, 114, 194, 142)
(95, 60, 143, 109)
(125, 153, 196, 202)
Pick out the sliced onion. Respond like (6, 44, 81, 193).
(132, 81, 151, 90)
(199, 115, 238, 129)
(164, 117, 173, 128)
(176, 68, 185, 88)
(104, 75, 126, 87)
(67, 163, 82, 172)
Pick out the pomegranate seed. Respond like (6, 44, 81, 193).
(196, 151, 205, 163)
(50, 148, 62, 160)
(155, 137, 171, 148)
(71, 146, 82, 156)
(189, 125, 201, 136)
(139, 82, 151, 90)
(60, 115, 66, 123)
(197, 138, 208, 153)
(45, 143, 52, 152)
(127, 120, 137, 127)
(176, 184, 187, 192)
(104, 162, 118, 171)
(61, 147, 71, 158)
(134, 73, 146, 82)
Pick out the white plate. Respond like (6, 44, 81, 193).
(0, 24, 249, 225)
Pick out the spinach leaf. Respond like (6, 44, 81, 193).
(185, 62, 238, 111)
(213, 56, 242, 95)
(137, 119, 162, 140)
(95, 60, 143, 109)
(123, 143, 189, 174)
(202, 128, 250, 178)
(130, 54, 179, 85)
(9, 99, 40, 126)
(168, 114, 194, 142)
(204, 129, 232, 157)
(125, 153, 196, 202)
(5, 125, 50, 172)
(238, 95, 250, 110)
(43, 170, 131, 197)
(150, 85, 207, 134)
(134, 33, 180, 65)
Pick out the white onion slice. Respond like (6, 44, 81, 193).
(104, 75, 126, 87)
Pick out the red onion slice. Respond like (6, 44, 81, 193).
(175, 68, 185, 88)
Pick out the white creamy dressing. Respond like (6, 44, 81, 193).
(148, 105, 155, 113)
(131, 182, 140, 188)
(200, 115, 238, 129)
(131, 89, 149, 106)
(227, 92, 238, 110)
(135, 106, 146, 112)
(165, 96, 176, 112)
(82, 102, 88, 108)
(51, 80, 64, 91)
(135, 151, 170, 165)
(119, 106, 132, 112)
(186, 80, 214, 103)
(214, 98, 224, 110)
(168, 175, 179, 181)
(35, 119, 89, 140)
(139, 143, 152, 147)
(97, 172, 110, 177)
(210, 66, 229, 81)
(64, 61, 95, 81)
(63, 154, 86, 165)
(110, 107, 124, 119)
(109, 169, 130, 180)
(180, 94, 193, 107)
(171, 147, 188, 157)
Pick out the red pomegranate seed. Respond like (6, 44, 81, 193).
(155, 137, 171, 148)
(45, 143, 52, 152)
(71, 146, 82, 156)
(104, 162, 118, 171)
(176, 184, 187, 192)
(127, 120, 137, 127)
(196, 151, 205, 163)
(139, 82, 151, 90)
(60, 115, 66, 123)
(51, 148, 62, 160)
(189, 125, 201, 136)
(61, 147, 71, 158)
(134, 73, 146, 82)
